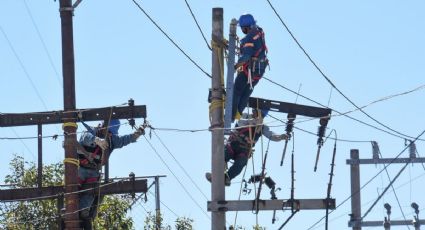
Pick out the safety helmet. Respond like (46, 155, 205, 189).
(238, 14, 256, 27)
(106, 119, 120, 135)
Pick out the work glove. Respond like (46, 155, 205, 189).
(94, 137, 108, 151)
(274, 134, 289, 141)
(133, 127, 145, 141)
(234, 62, 245, 71)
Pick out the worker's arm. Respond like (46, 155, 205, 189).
(262, 125, 287, 142)
(235, 34, 256, 68)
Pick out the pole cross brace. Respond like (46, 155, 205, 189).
(207, 198, 335, 212)
(349, 219, 425, 227)
(248, 97, 332, 118)
(346, 157, 425, 165)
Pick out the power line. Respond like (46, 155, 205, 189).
(183, 0, 211, 50)
(265, 0, 419, 141)
(22, 0, 62, 87)
(263, 77, 423, 141)
(152, 129, 209, 200)
(131, 0, 211, 78)
(142, 136, 211, 220)
(0, 24, 49, 109)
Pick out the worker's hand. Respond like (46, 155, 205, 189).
(275, 134, 289, 141)
(94, 137, 108, 151)
(133, 127, 145, 141)
(234, 62, 245, 71)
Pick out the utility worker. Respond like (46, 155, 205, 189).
(232, 14, 269, 122)
(77, 119, 144, 229)
(207, 109, 287, 186)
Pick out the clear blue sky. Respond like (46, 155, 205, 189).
(1, 0, 425, 229)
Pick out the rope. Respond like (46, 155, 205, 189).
(209, 39, 226, 124)
(62, 122, 78, 129)
(63, 158, 79, 168)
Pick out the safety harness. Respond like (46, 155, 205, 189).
(240, 27, 269, 89)
(228, 123, 263, 158)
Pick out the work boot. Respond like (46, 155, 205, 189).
(235, 111, 242, 121)
(205, 172, 231, 186)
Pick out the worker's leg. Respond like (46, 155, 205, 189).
(227, 153, 248, 180)
(78, 167, 100, 219)
(237, 76, 261, 115)
(232, 72, 249, 121)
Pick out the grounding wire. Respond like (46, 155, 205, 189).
(131, 0, 211, 78)
(265, 0, 420, 141)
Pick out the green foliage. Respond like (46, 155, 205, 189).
(175, 217, 194, 230)
(144, 212, 194, 230)
(94, 195, 134, 230)
(0, 154, 134, 230)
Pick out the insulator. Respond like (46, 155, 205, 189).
(264, 176, 276, 189)
(248, 174, 262, 183)
(371, 141, 380, 160)
(409, 141, 417, 158)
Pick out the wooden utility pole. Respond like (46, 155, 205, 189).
(58, 0, 79, 228)
(211, 7, 226, 230)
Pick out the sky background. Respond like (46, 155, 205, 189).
(1, 0, 425, 229)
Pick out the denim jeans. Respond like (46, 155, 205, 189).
(232, 71, 262, 121)
(225, 144, 249, 180)
(78, 167, 100, 218)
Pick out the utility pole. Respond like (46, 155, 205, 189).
(349, 149, 362, 230)
(155, 176, 161, 230)
(58, 0, 79, 228)
(211, 7, 226, 230)
(347, 145, 425, 229)
(223, 18, 237, 135)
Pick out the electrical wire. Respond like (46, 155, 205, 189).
(183, 0, 211, 50)
(0, 25, 49, 110)
(265, 0, 420, 141)
(151, 129, 209, 200)
(263, 77, 424, 141)
(378, 149, 411, 230)
(142, 135, 211, 220)
(22, 0, 62, 87)
(131, 0, 212, 78)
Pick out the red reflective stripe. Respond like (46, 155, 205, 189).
(85, 177, 99, 183)
(243, 42, 254, 48)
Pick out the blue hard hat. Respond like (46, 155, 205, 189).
(238, 14, 256, 27)
(107, 119, 120, 135)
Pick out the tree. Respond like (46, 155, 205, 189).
(144, 212, 194, 230)
(0, 154, 134, 230)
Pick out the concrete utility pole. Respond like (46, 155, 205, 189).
(155, 176, 161, 230)
(58, 0, 79, 228)
(223, 18, 237, 135)
(211, 7, 226, 230)
(347, 146, 425, 229)
(350, 149, 362, 230)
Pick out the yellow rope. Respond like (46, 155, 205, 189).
(62, 122, 78, 130)
(209, 39, 226, 124)
(63, 158, 79, 168)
